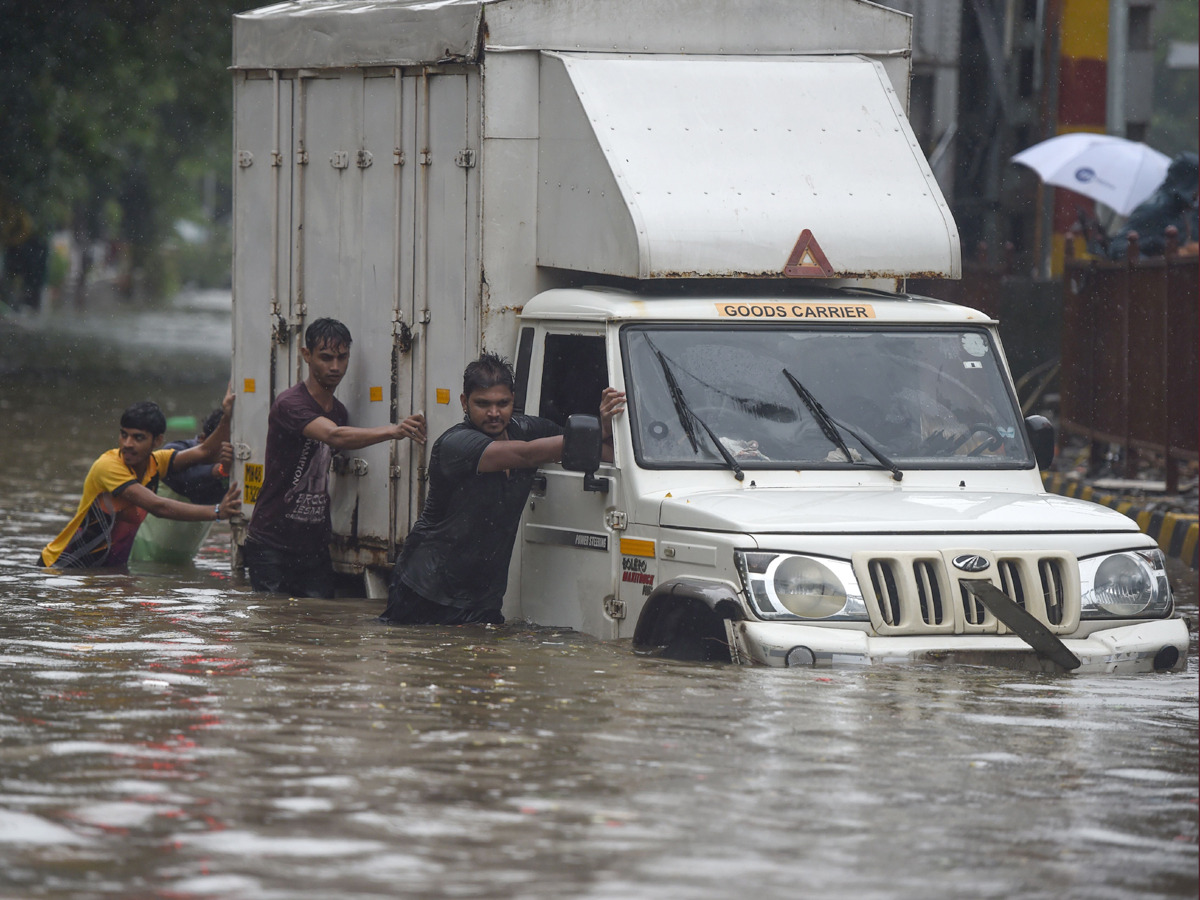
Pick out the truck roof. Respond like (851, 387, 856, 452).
(520, 288, 996, 324)
(234, 0, 910, 69)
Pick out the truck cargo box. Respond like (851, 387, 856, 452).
(536, 52, 958, 278)
(229, 0, 959, 578)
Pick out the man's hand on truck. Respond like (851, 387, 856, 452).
(394, 413, 427, 444)
(599, 387, 626, 441)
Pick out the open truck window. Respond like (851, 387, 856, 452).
(538, 333, 608, 427)
(621, 324, 1033, 470)
(513, 327, 535, 414)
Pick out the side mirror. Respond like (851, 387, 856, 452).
(562, 414, 608, 493)
(1025, 415, 1055, 471)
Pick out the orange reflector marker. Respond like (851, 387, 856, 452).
(369, 386, 383, 402)
(783, 229, 835, 277)
(620, 538, 655, 558)
(436, 388, 451, 404)
(243, 378, 256, 393)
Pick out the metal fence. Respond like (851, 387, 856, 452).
(911, 235, 1199, 493)
(1060, 237, 1199, 491)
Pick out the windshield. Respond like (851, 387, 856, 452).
(621, 325, 1032, 470)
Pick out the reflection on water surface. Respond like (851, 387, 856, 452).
(0, 310, 1196, 899)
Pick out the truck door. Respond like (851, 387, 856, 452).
(231, 71, 294, 544)
(282, 68, 477, 575)
(296, 71, 378, 565)
(517, 327, 620, 636)
(414, 69, 481, 532)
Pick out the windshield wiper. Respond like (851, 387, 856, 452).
(645, 337, 745, 482)
(830, 417, 903, 481)
(782, 368, 903, 482)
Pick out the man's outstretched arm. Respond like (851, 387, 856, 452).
(119, 481, 242, 521)
(175, 383, 235, 470)
(476, 387, 625, 473)
(303, 413, 426, 451)
(477, 437, 564, 473)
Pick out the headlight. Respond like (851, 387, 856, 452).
(1080, 549, 1172, 619)
(736, 552, 868, 620)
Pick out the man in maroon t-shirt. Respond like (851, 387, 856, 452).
(244, 318, 426, 597)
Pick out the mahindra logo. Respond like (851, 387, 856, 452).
(952, 554, 990, 573)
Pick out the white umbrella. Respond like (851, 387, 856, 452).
(1011, 133, 1172, 216)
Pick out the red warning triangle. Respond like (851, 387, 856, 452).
(783, 229, 834, 278)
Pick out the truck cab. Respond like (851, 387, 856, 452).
(509, 288, 1188, 673)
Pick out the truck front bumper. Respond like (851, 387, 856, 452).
(726, 618, 1191, 674)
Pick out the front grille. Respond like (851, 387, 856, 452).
(868, 560, 901, 626)
(864, 557, 948, 630)
(997, 560, 1025, 609)
(913, 560, 945, 626)
(1039, 559, 1066, 625)
(855, 551, 1079, 635)
(959, 582, 987, 625)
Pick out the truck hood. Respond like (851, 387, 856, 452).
(657, 489, 1139, 534)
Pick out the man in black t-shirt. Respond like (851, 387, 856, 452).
(245, 318, 426, 598)
(381, 352, 624, 625)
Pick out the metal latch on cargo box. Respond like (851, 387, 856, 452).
(603, 596, 627, 620)
(237, 150, 253, 168)
(605, 510, 627, 531)
(393, 149, 405, 166)
(234, 443, 252, 461)
(330, 151, 350, 169)
(332, 456, 369, 476)
(389, 465, 405, 480)
(356, 150, 373, 169)
(419, 150, 432, 166)
(455, 149, 475, 168)
(393, 319, 413, 353)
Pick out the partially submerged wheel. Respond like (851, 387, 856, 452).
(632, 578, 744, 663)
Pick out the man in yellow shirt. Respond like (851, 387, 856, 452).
(40, 388, 241, 569)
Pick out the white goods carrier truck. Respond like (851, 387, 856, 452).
(229, 0, 1188, 674)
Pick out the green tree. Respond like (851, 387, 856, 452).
(0, 0, 242, 302)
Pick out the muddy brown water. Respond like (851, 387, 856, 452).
(1, 308, 1197, 899)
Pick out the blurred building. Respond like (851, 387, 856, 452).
(881, 0, 1159, 277)
(881, 0, 964, 198)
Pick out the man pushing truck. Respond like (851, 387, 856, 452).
(40, 389, 240, 569)
(381, 353, 623, 625)
(243, 318, 426, 598)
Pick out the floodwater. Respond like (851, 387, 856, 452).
(0, 302, 1197, 900)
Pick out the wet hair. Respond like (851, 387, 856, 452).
(201, 408, 224, 438)
(305, 317, 353, 352)
(120, 401, 166, 437)
(463, 352, 515, 397)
